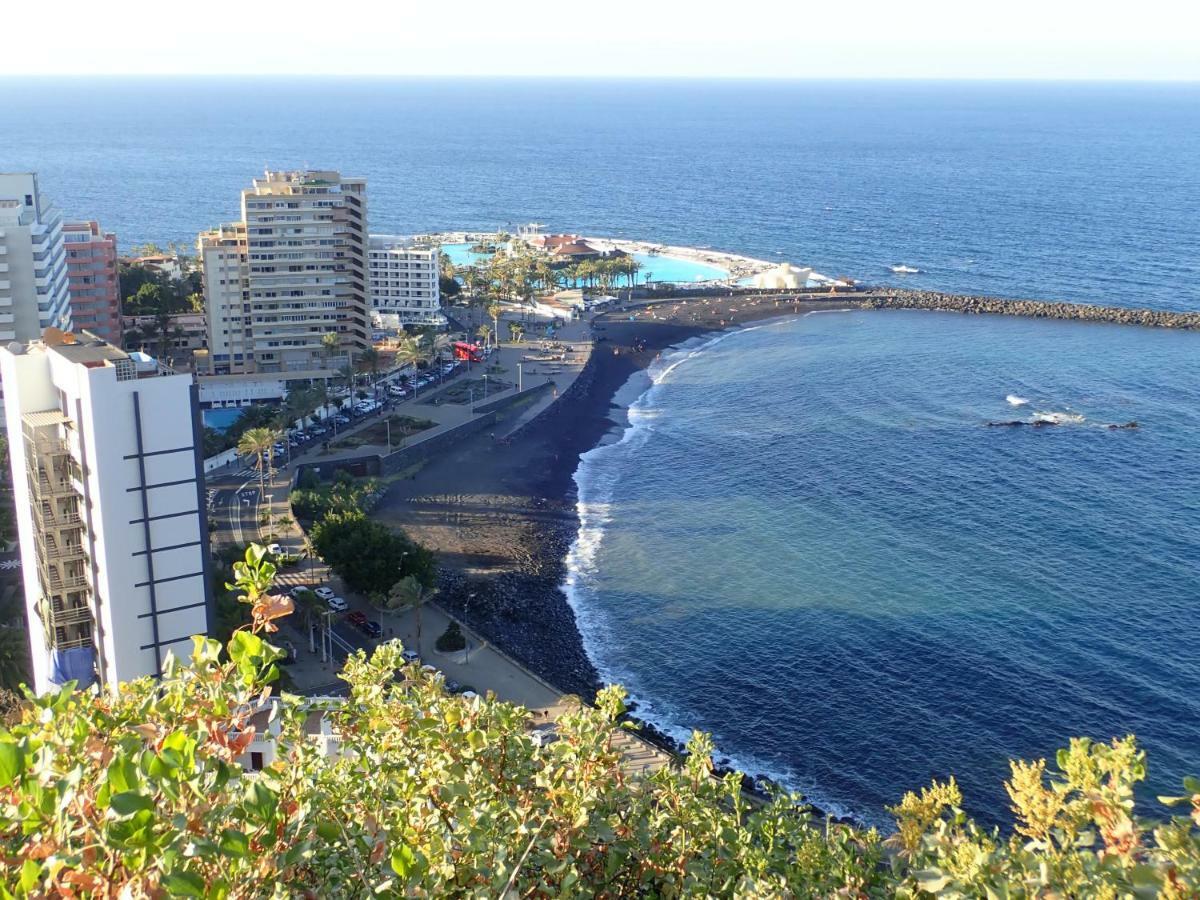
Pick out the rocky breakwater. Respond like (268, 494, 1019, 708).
(864, 290, 1200, 330)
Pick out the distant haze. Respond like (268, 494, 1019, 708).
(5, 0, 1199, 80)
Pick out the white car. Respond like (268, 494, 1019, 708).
(267, 543, 282, 556)
(326, 596, 348, 613)
(529, 723, 559, 747)
(289, 586, 314, 599)
(402, 650, 420, 663)
(313, 586, 336, 601)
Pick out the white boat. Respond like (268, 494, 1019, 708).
(890, 264, 920, 274)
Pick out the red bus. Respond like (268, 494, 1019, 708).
(453, 341, 484, 362)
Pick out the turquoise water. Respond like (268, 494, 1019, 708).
(202, 407, 245, 432)
(567, 310, 1200, 826)
(440, 243, 728, 285)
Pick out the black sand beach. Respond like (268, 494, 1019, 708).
(373, 294, 861, 699)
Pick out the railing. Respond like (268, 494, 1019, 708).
(47, 574, 88, 591)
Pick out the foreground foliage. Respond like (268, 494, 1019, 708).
(0, 553, 1198, 896)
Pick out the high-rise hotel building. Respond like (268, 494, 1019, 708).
(199, 170, 369, 374)
(1, 330, 213, 694)
(368, 236, 442, 328)
(0, 173, 72, 343)
(63, 221, 121, 344)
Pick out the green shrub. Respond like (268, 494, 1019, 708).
(5, 547, 1196, 896)
(435, 621, 466, 652)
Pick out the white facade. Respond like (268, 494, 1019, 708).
(1, 331, 212, 695)
(0, 173, 73, 343)
(197, 223, 253, 374)
(368, 235, 442, 328)
(199, 170, 369, 376)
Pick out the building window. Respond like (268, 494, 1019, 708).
(250, 751, 264, 771)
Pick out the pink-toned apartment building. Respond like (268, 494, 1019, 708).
(62, 221, 121, 344)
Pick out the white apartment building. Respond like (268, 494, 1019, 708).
(367, 235, 443, 328)
(197, 222, 252, 374)
(1, 330, 213, 694)
(0, 173, 73, 343)
(200, 170, 369, 375)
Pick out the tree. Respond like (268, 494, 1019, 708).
(320, 332, 340, 364)
(237, 426, 280, 500)
(388, 574, 437, 655)
(0, 626, 29, 692)
(309, 511, 434, 597)
(507, 320, 524, 343)
(476, 324, 492, 347)
(359, 346, 381, 383)
(486, 302, 502, 347)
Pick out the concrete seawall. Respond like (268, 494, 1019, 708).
(862, 290, 1200, 330)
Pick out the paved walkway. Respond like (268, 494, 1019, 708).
(205, 315, 671, 776)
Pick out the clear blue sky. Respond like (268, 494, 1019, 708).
(9, 0, 1199, 80)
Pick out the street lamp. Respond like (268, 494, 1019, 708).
(517, 362, 523, 392)
(464, 593, 476, 664)
(483, 374, 489, 401)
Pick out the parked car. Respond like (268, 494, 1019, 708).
(346, 611, 368, 627)
(402, 650, 420, 664)
(326, 596, 348, 613)
(360, 621, 382, 638)
(266, 543, 283, 557)
(289, 586, 315, 599)
(314, 586, 336, 601)
(529, 723, 559, 747)
(461, 690, 479, 701)
(446, 679, 462, 693)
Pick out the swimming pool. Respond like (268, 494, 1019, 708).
(202, 407, 245, 432)
(440, 242, 728, 285)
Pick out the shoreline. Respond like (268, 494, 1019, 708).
(371, 293, 859, 775)
(371, 290, 1198, 815)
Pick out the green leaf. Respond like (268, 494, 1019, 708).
(110, 791, 155, 816)
(18, 858, 38, 893)
(315, 821, 340, 842)
(219, 828, 250, 858)
(0, 743, 24, 785)
(915, 868, 950, 892)
(1182, 775, 1200, 793)
(162, 869, 206, 897)
(391, 844, 417, 878)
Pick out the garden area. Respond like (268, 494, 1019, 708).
(419, 376, 513, 406)
(326, 415, 436, 451)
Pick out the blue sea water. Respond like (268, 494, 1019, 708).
(1, 78, 1198, 309)
(568, 310, 1200, 826)
(5, 78, 1199, 824)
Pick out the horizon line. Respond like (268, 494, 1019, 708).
(2, 73, 1199, 84)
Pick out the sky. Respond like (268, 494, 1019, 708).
(10, 0, 1200, 80)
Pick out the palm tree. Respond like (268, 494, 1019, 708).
(320, 332, 340, 366)
(486, 303, 502, 347)
(360, 346, 381, 384)
(389, 575, 437, 655)
(507, 321, 524, 343)
(237, 427, 280, 500)
(477, 324, 492, 347)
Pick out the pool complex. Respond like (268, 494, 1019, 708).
(439, 243, 729, 285)
(202, 407, 245, 432)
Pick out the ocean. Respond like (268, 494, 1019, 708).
(568, 310, 1200, 826)
(4, 78, 1199, 824)
(1, 78, 1198, 309)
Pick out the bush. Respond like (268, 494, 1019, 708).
(435, 621, 466, 652)
(2, 544, 1199, 895)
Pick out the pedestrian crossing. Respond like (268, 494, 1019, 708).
(233, 468, 260, 480)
